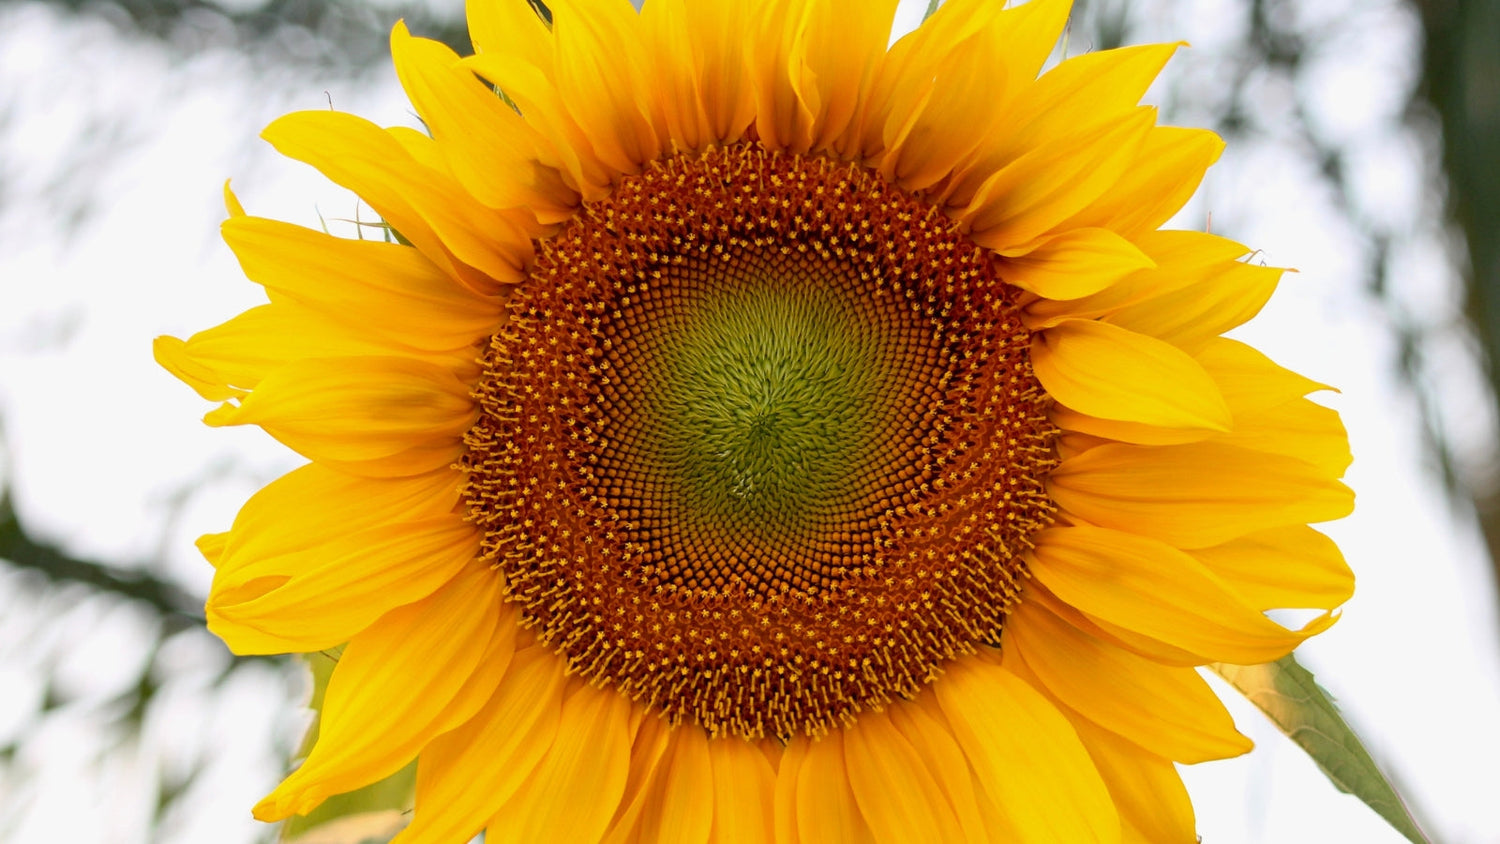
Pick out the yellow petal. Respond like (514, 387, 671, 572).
(1220, 397, 1352, 478)
(1071, 718, 1199, 844)
(487, 682, 636, 844)
(1189, 525, 1354, 612)
(1105, 261, 1282, 351)
(154, 335, 243, 402)
(1048, 403, 1215, 446)
(394, 645, 568, 844)
(772, 737, 807, 844)
(1030, 525, 1338, 663)
(213, 463, 459, 577)
(206, 516, 477, 655)
(548, 0, 662, 172)
(195, 531, 228, 567)
(160, 301, 476, 405)
(1005, 598, 1252, 763)
(1029, 584, 1204, 667)
(1032, 319, 1232, 431)
(466, 0, 553, 68)
(600, 714, 676, 844)
(886, 698, 992, 844)
(962, 107, 1156, 250)
(679, 0, 758, 144)
(747, 0, 819, 153)
(253, 564, 510, 820)
(1065, 126, 1224, 238)
(221, 215, 502, 352)
(636, 727, 714, 844)
(986, 43, 1182, 168)
(222, 179, 246, 217)
(750, 0, 899, 154)
(639, 0, 713, 153)
(1195, 337, 1332, 411)
(707, 737, 777, 844)
(792, 730, 874, 843)
(844, 710, 966, 844)
(999, 227, 1157, 300)
(805, 0, 901, 152)
(870, 0, 1070, 172)
(390, 22, 576, 221)
(203, 356, 475, 476)
(462, 52, 615, 200)
(1026, 230, 1251, 329)
(935, 658, 1120, 843)
(1048, 441, 1354, 548)
(262, 110, 530, 291)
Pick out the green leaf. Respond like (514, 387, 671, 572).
(923, 0, 942, 23)
(1211, 655, 1432, 844)
(277, 650, 417, 844)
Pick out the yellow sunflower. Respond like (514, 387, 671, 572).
(156, 0, 1355, 840)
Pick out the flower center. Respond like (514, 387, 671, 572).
(463, 144, 1058, 739)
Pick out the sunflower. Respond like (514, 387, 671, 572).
(156, 0, 1355, 840)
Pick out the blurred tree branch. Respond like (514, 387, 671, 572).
(1413, 0, 1500, 597)
(0, 491, 204, 632)
(0, 0, 470, 67)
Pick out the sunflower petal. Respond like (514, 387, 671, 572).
(1071, 718, 1200, 844)
(844, 710, 966, 843)
(1105, 261, 1282, 351)
(792, 730, 874, 842)
(1189, 525, 1355, 612)
(1025, 230, 1251, 328)
(1066, 126, 1224, 238)
(1048, 441, 1353, 548)
(936, 657, 1120, 843)
(1048, 404, 1216, 446)
(262, 110, 530, 290)
(394, 645, 568, 844)
(1006, 598, 1252, 763)
(635, 727, 714, 844)
(886, 699, 992, 844)
(600, 715, 676, 844)
(1221, 397, 1352, 478)
(707, 737, 777, 844)
(1031, 525, 1338, 663)
(212, 463, 459, 574)
(154, 335, 244, 402)
(960, 107, 1155, 250)
(206, 517, 476, 655)
(999, 227, 1157, 300)
(390, 22, 576, 221)
(253, 563, 509, 820)
(1033, 319, 1231, 431)
(487, 681, 636, 844)
(990, 43, 1182, 166)
(161, 303, 464, 402)
(221, 215, 502, 352)
(203, 356, 475, 475)
(548, 0, 662, 172)
(680, 0, 758, 144)
(466, 0, 553, 66)
(772, 736, 808, 844)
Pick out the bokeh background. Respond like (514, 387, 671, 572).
(1, 0, 1497, 841)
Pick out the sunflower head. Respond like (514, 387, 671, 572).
(157, 0, 1354, 841)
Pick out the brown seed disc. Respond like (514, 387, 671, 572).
(462, 143, 1058, 739)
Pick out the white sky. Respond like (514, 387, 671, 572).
(1, 0, 1498, 842)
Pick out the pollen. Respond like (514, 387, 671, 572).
(462, 144, 1058, 739)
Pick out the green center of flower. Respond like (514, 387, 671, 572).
(463, 144, 1059, 739)
(600, 251, 952, 595)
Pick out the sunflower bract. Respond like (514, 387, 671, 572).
(155, 0, 1355, 841)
